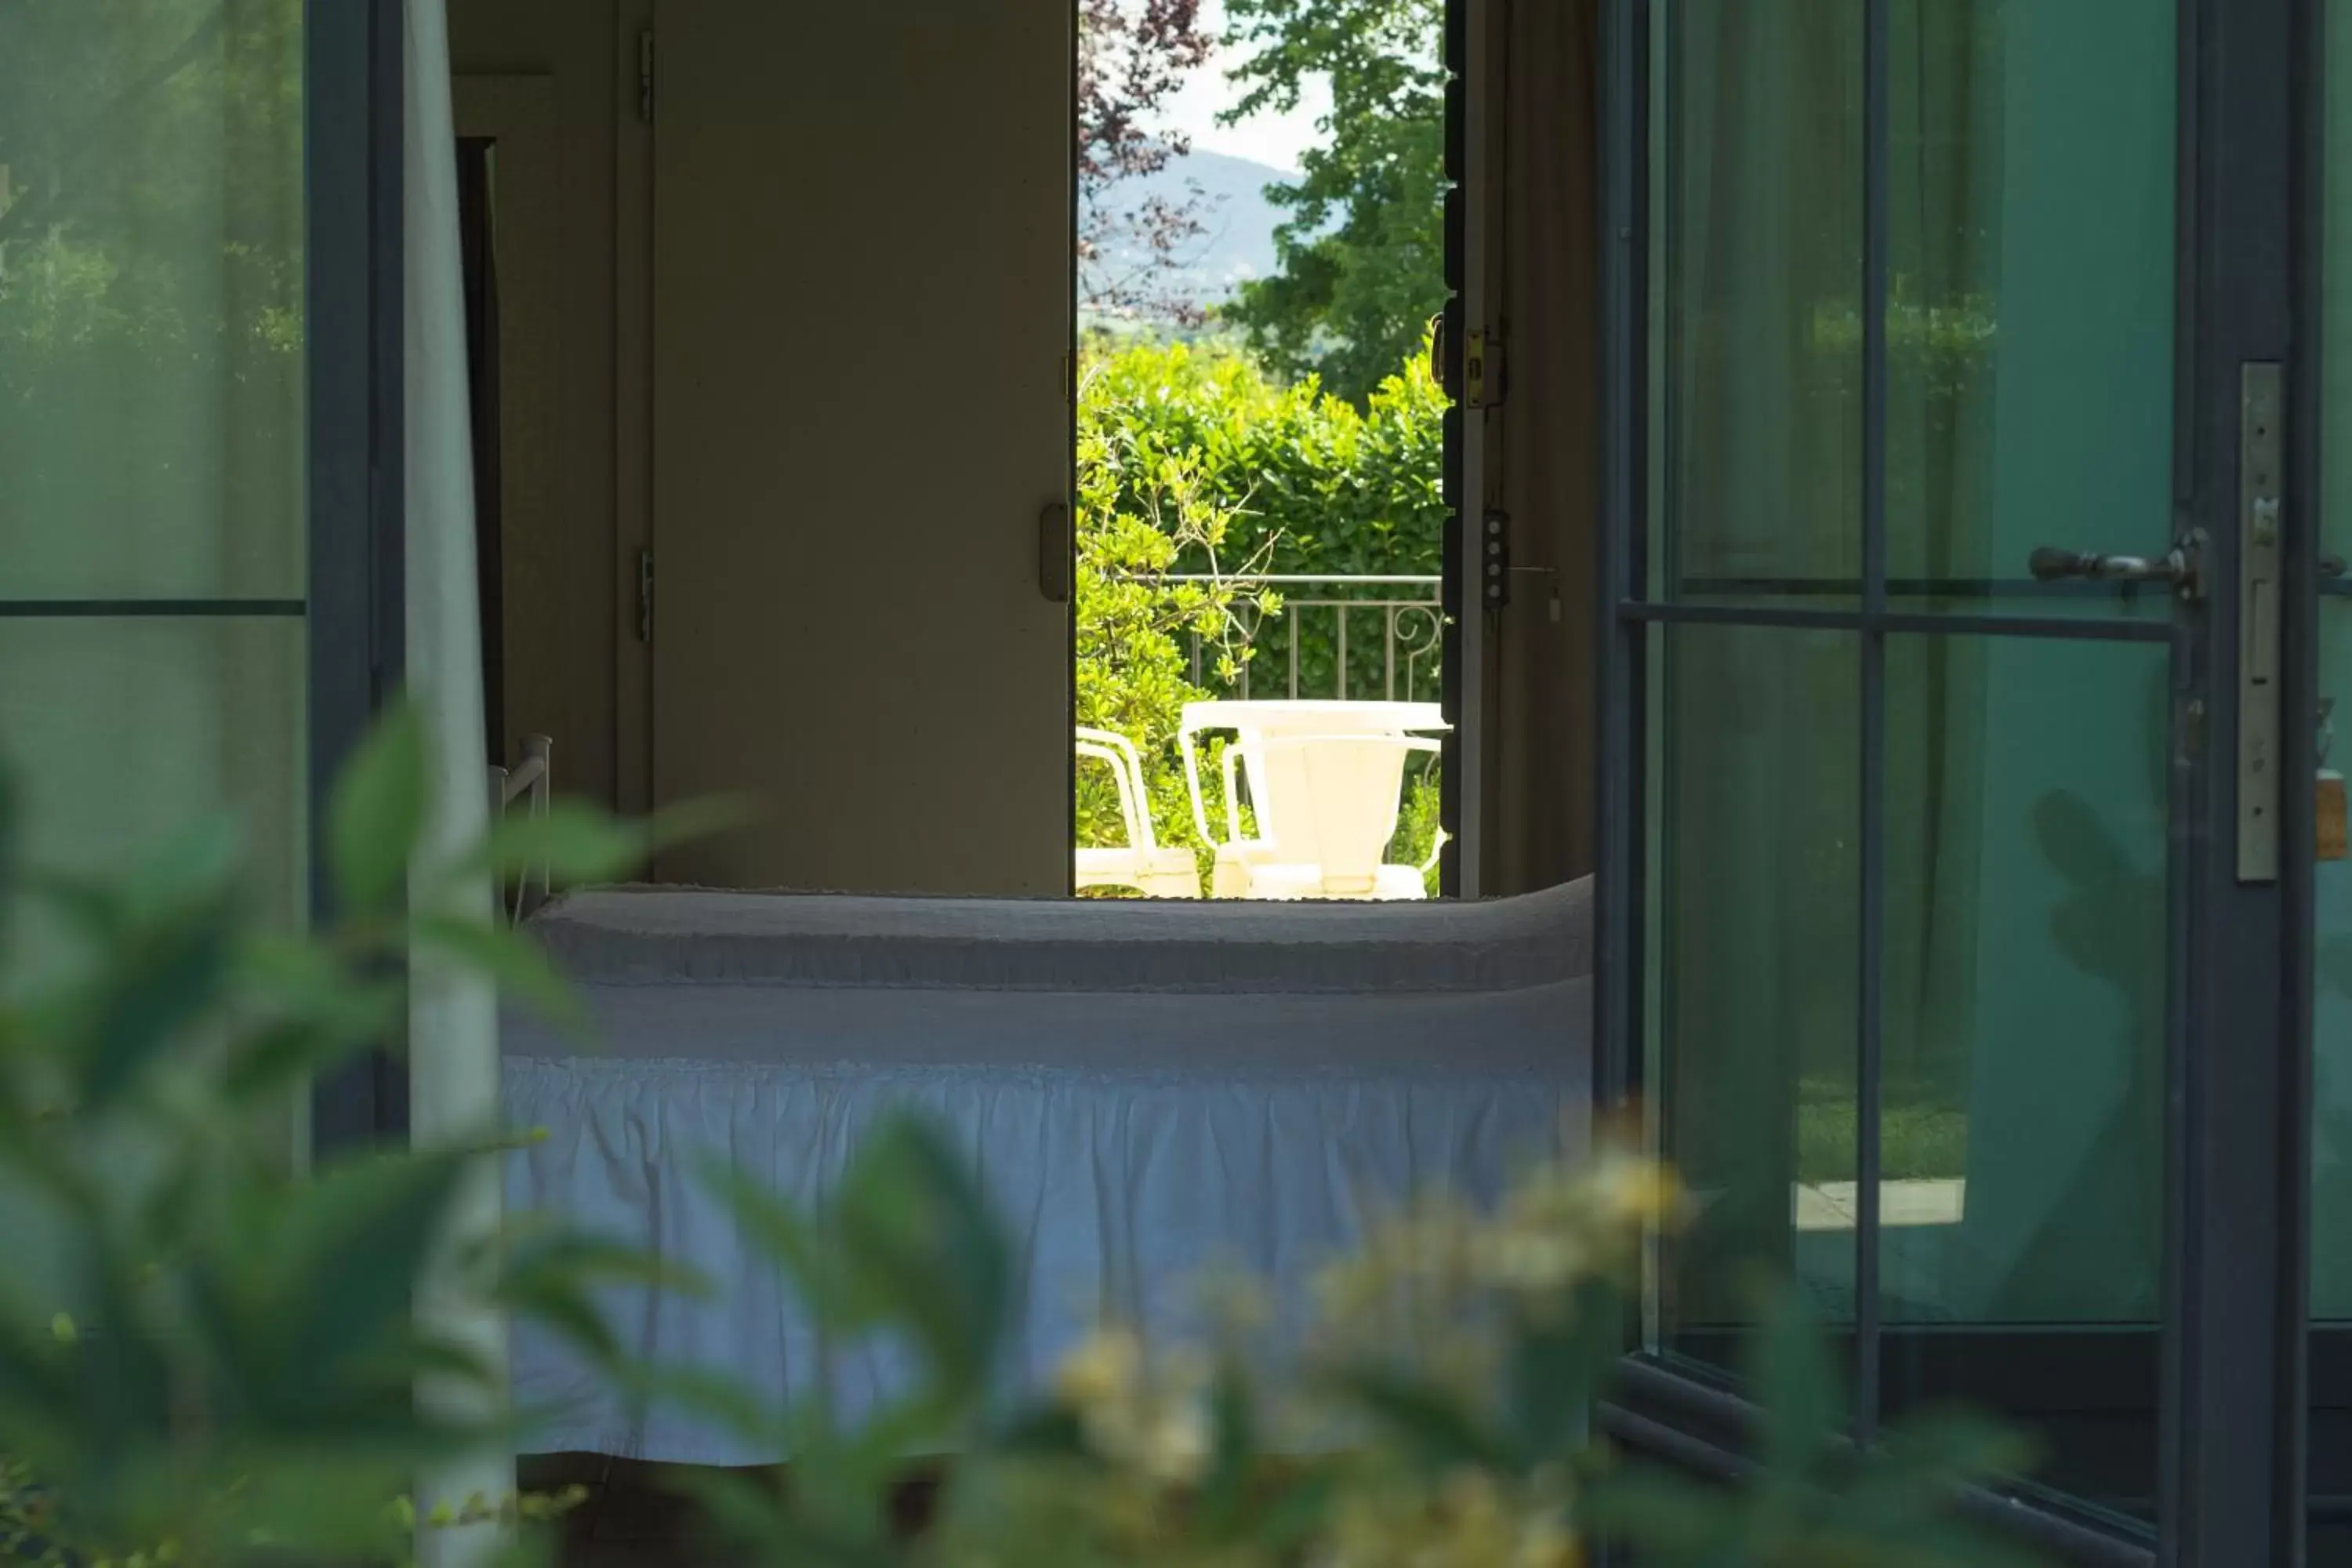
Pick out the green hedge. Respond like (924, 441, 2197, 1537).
(1074, 340, 1446, 885)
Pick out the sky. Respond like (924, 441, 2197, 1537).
(1156, 0, 1332, 174)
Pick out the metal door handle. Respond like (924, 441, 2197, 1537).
(2026, 529, 2203, 597)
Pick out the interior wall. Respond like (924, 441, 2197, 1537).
(1481, 0, 1602, 895)
(447, 0, 625, 811)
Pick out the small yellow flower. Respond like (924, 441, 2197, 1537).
(1055, 1327, 1143, 1410)
(48, 1315, 73, 1345)
(1134, 1401, 1210, 1486)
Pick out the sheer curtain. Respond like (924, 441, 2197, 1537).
(405, 0, 508, 1556)
(1652, 0, 1865, 1331)
(1655, 0, 2175, 1339)
(0, 1, 310, 1305)
(0, 0, 309, 983)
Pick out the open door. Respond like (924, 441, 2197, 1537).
(1598, 0, 2310, 1557)
(647, 0, 1073, 895)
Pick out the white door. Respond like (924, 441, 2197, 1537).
(650, 0, 1072, 893)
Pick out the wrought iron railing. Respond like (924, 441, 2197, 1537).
(1161, 573, 1445, 703)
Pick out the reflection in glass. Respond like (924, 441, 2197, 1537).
(1876, 637, 2166, 1330)
(0, 0, 307, 910)
(1882, 0, 2174, 617)
(1646, 624, 1859, 1367)
(0, 0, 308, 602)
(0, 618, 307, 982)
(0, 0, 311, 1298)
(1651, 0, 1863, 607)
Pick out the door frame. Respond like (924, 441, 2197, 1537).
(1591, 0, 2315, 1559)
(307, 0, 411, 1154)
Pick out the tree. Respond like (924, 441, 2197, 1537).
(1219, 0, 1447, 402)
(1078, 0, 1220, 325)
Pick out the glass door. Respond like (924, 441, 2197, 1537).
(1602, 0, 2308, 1554)
(0, 1, 405, 1153)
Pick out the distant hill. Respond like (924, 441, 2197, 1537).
(1083, 147, 1295, 320)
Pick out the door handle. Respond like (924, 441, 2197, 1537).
(1038, 501, 1071, 604)
(2026, 534, 2202, 596)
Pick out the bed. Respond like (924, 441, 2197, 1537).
(502, 879, 1594, 1465)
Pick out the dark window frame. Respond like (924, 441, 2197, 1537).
(1592, 0, 2318, 1558)
(307, 0, 409, 1153)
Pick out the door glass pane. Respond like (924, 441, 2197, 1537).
(1646, 623, 1860, 1371)
(0, 0, 307, 1212)
(0, 0, 306, 879)
(1879, 633, 2165, 1522)
(0, 618, 307, 980)
(1650, 0, 1862, 609)
(1885, 0, 2176, 619)
(1642, 0, 2176, 1531)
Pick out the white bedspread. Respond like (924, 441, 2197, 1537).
(503, 882, 1592, 1465)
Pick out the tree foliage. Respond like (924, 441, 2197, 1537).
(1219, 0, 1448, 402)
(1087, 337, 1446, 580)
(1073, 387, 1276, 873)
(1073, 340, 1447, 879)
(1079, 0, 1220, 325)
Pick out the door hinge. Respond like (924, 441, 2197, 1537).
(637, 546, 655, 643)
(637, 31, 655, 125)
(1483, 510, 1510, 608)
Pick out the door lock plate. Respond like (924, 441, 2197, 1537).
(2238, 362, 2284, 883)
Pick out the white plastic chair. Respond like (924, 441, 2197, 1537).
(1074, 727, 1202, 898)
(1196, 731, 1443, 901)
(486, 733, 554, 926)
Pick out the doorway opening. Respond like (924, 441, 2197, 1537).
(1070, 0, 1459, 906)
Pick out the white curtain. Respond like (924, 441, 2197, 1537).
(404, 0, 510, 1558)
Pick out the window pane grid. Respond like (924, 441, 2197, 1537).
(1634, 0, 2180, 1526)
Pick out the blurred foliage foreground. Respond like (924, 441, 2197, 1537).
(0, 712, 2045, 1566)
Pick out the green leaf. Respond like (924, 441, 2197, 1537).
(709, 1116, 1012, 1414)
(456, 804, 651, 887)
(827, 1118, 1012, 1406)
(412, 915, 584, 1027)
(1747, 1284, 1840, 1506)
(1327, 1366, 1508, 1475)
(613, 1363, 786, 1448)
(1577, 1465, 1744, 1559)
(75, 888, 238, 1111)
(664, 1465, 781, 1539)
(495, 1231, 706, 1370)
(204, 1146, 476, 1414)
(987, 1402, 1090, 1458)
(1195, 1361, 1259, 1539)
(330, 701, 429, 915)
(220, 997, 401, 1105)
(1503, 1278, 1620, 1464)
